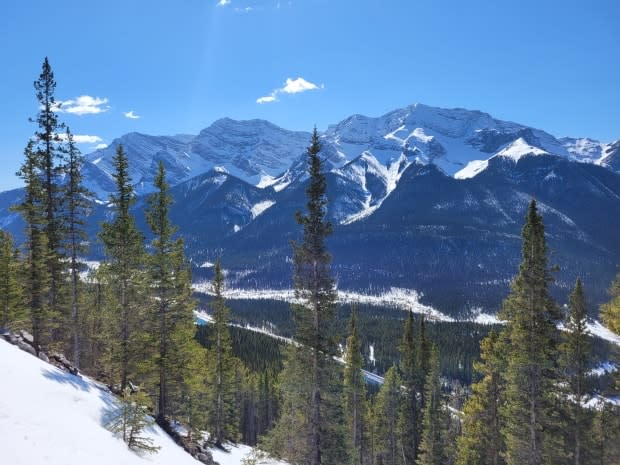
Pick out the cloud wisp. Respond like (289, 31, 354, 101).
(56, 133, 103, 144)
(256, 77, 322, 104)
(217, 0, 231, 6)
(123, 110, 141, 120)
(54, 95, 110, 115)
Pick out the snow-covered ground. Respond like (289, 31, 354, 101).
(0, 339, 285, 465)
(192, 284, 452, 321)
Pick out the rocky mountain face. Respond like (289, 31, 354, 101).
(2, 104, 619, 317)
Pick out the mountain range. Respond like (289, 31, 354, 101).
(1, 103, 619, 318)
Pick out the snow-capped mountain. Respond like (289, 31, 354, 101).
(84, 119, 310, 199)
(1, 103, 620, 317)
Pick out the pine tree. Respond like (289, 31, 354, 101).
(207, 259, 239, 445)
(456, 330, 506, 465)
(499, 199, 562, 465)
(274, 127, 339, 465)
(107, 387, 160, 453)
(398, 311, 421, 465)
(144, 161, 200, 423)
(0, 230, 26, 330)
(373, 365, 403, 465)
(32, 57, 66, 333)
(419, 345, 447, 465)
(14, 141, 51, 351)
(61, 129, 93, 368)
(600, 272, 620, 336)
(560, 279, 590, 465)
(343, 306, 367, 465)
(99, 144, 146, 390)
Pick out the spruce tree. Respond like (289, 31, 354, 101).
(419, 345, 447, 465)
(61, 129, 93, 368)
(456, 330, 506, 465)
(498, 199, 562, 465)
(560, 279, 590, 465)
(206, 259, 239, 445)
(398, 311, 421, 465)
(14, 141, 51, 351)
(99, 144, 146, 390)
(0, 230, 26, 330)
(600, 272, 620, 335)
(373, 365, 403, 465)
(32, 57, 66, 332)
(144, 161, 199, 423)
(343, 306, 367, 465)
(283, 127, 339, 465)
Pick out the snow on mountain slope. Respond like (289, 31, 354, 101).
(0, 339, 202, 465)
(84, 119, 310, 200)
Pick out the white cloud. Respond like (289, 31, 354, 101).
(123, 110, 141, 120)
(95, 143, 108, 150)
(235, 6, 253, 13)
(256, 76, 322, 104)
(217, 0, 231, 5)
(57, 133, 103, 144)
(55, 95, 110, 115)
(281, 77, 319, 94)
(256, 95, 277, 104)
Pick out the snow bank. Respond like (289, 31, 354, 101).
(0, 339, 203, 465)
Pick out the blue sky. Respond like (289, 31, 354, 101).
(1, 0, 618, 190)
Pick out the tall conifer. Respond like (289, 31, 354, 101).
(99, 144, 145, 389)
(561, 279, 590, 465)
(398, 311, 421, 465)
(343, 306, 367, 465)
(499, 199, 561, 465)
(62, 129, 92, 367)
(145, 161, 199, 422)
(419, 345, 447, 465)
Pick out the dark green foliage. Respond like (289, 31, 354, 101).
(561, 279, 591, 465)
(419, 345, 448, 465)
(0, 230, 26, 330)
(61, 129, 93, 368)
(372, 365, 402, 465)
(205, 259, 240, 445)
(398, 311, 422, 465)
(456, 330, 506, 465)
(268, 128, 341, 465)
(99, 144, 146, 389)
(499, 199, 563, 465)
(144, 161, 200, 422)
(343, 306, 367, 465)
(107, 387, 160, 453)
(14, 140, 51, 351)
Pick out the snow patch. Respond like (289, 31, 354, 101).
(251, 200, 276, 218)
(496, 137, 548, 162)
(454, 159, 489, 179)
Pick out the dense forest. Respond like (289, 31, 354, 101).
(1, 58, 619, 465)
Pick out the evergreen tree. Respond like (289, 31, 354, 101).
(398, 311, 421, 465)
(206, 259, 239, 445)
(272, 127, 339, 465)
(560, 279, 590, 465)
(498, 199, 562, 465)
(456, 330, 506, 465)
(0, 230, 26, 330)
(14, 141, 51, 351)
(343, 306, 367, 465)
(419, 345, 447, 465)
(32, 57, 66, 332)
(61, 129, 93, 368)
(373, 365, 403, 465)
(99, 144, 146, 390)
(144, 161, 200, 423)
(107, 387, 160, 453)
(600, 272, 620, 335)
